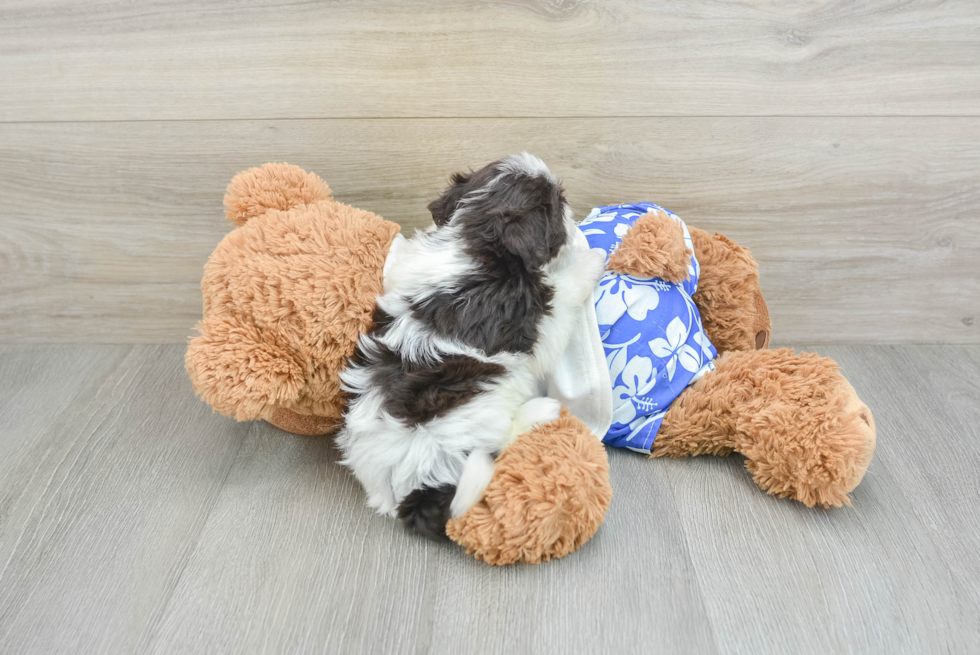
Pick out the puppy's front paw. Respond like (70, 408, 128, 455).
(568, 248, 607, 302)
(513, 397, 562, 437)
(584, 247, 608, 280)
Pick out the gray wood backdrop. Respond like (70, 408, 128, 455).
(1, 0, 978, 344)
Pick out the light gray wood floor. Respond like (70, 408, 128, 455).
(0, 344, 977, 654)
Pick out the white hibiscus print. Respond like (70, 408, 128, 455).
(610, 355, 656, 425)
(693, 329, 714, 357)
(649, 317, 702, 381)
(595, 274, 660, 325)
(581, 209, 620, 225)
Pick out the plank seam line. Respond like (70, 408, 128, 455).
(2, 115, 980, 125)
(135, 416, 252, 654)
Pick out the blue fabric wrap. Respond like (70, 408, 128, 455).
(578, 203, 718, 453)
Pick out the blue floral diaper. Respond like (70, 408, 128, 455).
(578, 204, 717, 453)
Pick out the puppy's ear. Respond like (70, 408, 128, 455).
(428, 171, 471, 227)
(498, 200, 566, 270)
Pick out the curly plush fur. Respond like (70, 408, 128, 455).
(687, 227, 769, 353)
(610, 217, 770, 353)
(446, 410, 612, 565)
(186, 163, 399, 427)
(653, 349, 876, 507)
(224, 162, 333, 226)
(188, 162, 876, 567)
(599, 212, 874, 508)
(607, 210, 691, 283)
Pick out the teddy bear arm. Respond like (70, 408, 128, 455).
(607, 210, 691, 283)
(687, 227, 771, 353)
(652, 349, 876, 508)
(446, 410, 612, 565)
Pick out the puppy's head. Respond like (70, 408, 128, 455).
(427, 153, 569, 270)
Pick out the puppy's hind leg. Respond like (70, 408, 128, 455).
(399, 449, 497, 539)
(398, 484, 458, 541)
(408, 400, 566, 538)
(510, 396, 562, 441)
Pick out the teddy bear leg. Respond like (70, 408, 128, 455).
(652, 349, 876, 507)
(687, 227, 771, 353)
(446, 411, 612, 565)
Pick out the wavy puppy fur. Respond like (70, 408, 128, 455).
(338, 154, 606, 538)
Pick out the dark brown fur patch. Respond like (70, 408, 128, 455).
(412, 279, 553, 355)
(415, 158, 568, 355)
(398, 484, 457, 541)
(368, 345, 506, 426)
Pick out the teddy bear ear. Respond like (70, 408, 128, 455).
(223, 162, 333, 226)
(185, 315, 306, 421)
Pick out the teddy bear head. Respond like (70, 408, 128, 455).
(185, 163, 400, 434)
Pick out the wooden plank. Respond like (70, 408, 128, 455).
(1, 0, 978, 121)
(1, 345, 978, 652)
(818, 345, 980, 607)
(1, 117, 977, 344)
(656, 344, 980, 654)
(0, 345, 247, 654)
(144, 413, 718, 654)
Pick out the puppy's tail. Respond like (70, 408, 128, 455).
(396, 450, 495, 541)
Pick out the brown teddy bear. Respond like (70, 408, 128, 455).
(186, 163, 876, 565)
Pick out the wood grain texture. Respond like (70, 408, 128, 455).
(0, 344, 978, 653)
(659, 345, 980, 654)
(821, 345, 980, 608)
(1, 0, 979, 121)
(0, 345, 247, 654)
(145, 408, 718, 655)
(1, 117, 977, 344)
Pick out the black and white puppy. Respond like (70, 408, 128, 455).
(338, 153, 605, 539)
